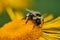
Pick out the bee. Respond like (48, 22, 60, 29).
(23, 9, 44, 28)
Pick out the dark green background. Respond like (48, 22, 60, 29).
(31, 0, 60, 17)
(0, 0, 60, 27)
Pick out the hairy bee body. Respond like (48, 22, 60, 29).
(23, 9, 44, 28)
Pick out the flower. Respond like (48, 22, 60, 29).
(0, 14, 60, 40)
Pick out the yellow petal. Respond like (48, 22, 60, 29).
(42, 16, 60, 29)
(44, 33, 60, 39)
(44, 14, 53, 23)
(38, 33, 58, 40)
(15, 12, 23, 20)
(5, 0, 33, 8)
(0, 0, 6, 13)
(6, 7, 16, 21)
(45, 16, 60, 24)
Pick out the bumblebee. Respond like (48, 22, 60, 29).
(23, 9, 44, 28)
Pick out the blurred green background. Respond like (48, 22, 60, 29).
(0, 0, 60, 27)
(31, 0, 60, 17)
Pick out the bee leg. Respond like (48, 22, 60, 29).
(32, 25, 36, 29)
(21, 17, 26, 20)
(25, 19, 29, 24)
(37, 25, 42, 28)
(22, 16, 27, 20)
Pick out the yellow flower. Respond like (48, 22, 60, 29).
(0, 14, 60, 40)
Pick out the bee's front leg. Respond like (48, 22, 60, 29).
(25, 19, 29, 24)
(21, 17, 26, 20)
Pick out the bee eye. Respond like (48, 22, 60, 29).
(36, 14, 41, 17)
